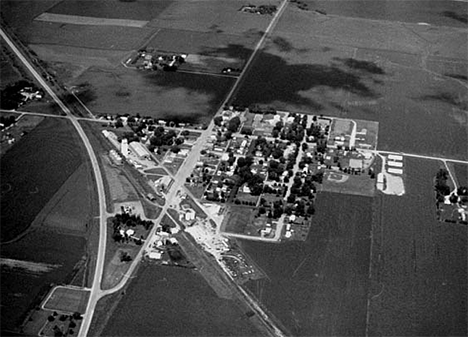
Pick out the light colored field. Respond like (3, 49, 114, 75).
(35, 12, 149, 28)
(101, 155, 139, 204)
(43, 286, 90, 313)
(0, 258, 60, 274)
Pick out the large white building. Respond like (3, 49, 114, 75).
(129, 141, 150, 159)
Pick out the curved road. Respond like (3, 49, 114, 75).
(0, 28, 107, 337)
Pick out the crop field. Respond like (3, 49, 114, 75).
(73, 67, 235, 124)
(31, 162, 96, 234)
(240, 192, 373, 336)
(47, 0, 173, 21)
(231, 6, 468, 159)
(368, 157, 467, 336)
(0, 117, 84, 242)
(452, 163, 468, 187)
(1, 231, 85, 333)
(43, 287, 90, 313)
(101, 264, 261, 336)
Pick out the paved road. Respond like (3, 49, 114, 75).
(0, 28, 108, 337)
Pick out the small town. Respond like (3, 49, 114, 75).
(93, 105, 383, 282)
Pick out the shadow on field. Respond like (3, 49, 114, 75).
(271, 36, 308, 53)
(442, 11, 468, 24)
(203, 44, 380, 108)
(420, 92, 468, 109)
(334, 58, 385, 75)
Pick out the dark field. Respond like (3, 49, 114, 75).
(0, 117, 84, 242)
(368, 157, 467, 336)
(25, 21, 154, 51)
(0, 48, 22, 89)
(73, 67, 236, 124)
(48, 0, 173, 21)
(101, 265, 261, 337)
(240, 192, 373, 336)
(1, 231, 85, 333)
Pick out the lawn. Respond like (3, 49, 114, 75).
(43, 287, 90, 313)
(451, 162, 468, 188)
(0, 117, 84, 242)
(240, 192, 373, 336)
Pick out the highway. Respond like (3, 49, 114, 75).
(0, 27, 107, 337)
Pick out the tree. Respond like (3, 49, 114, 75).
(227, 116, 241, 132)
(171, 145, 180, 153)
(214, 116, 223, 126)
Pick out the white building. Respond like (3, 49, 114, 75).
(121, 138, 129, 157)
(388, 161, 403, 168)
(388, 168, 403, 175)
(388, 154, 403, 161)
(129, 141, 150, 159)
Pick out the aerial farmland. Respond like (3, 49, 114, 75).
(0, 0, 467, 336)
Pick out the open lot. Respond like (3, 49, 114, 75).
(231, 6, 467, 159)
(43, 287, 90, 313)
(240, 192, 373, 336)
(368, 157, 467, 336)
(0, 117, 84, 242)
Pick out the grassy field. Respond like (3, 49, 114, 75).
(231, 6, 468, 159)
(223, 205, 254, 234)
(101, 264, 261, 336)
(43, 287, 90, 313)
(368, 157, 467, 336)
(240, 192, 373, 336)
(73, 67, 235, 124)
(0, 117, 84, 242)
